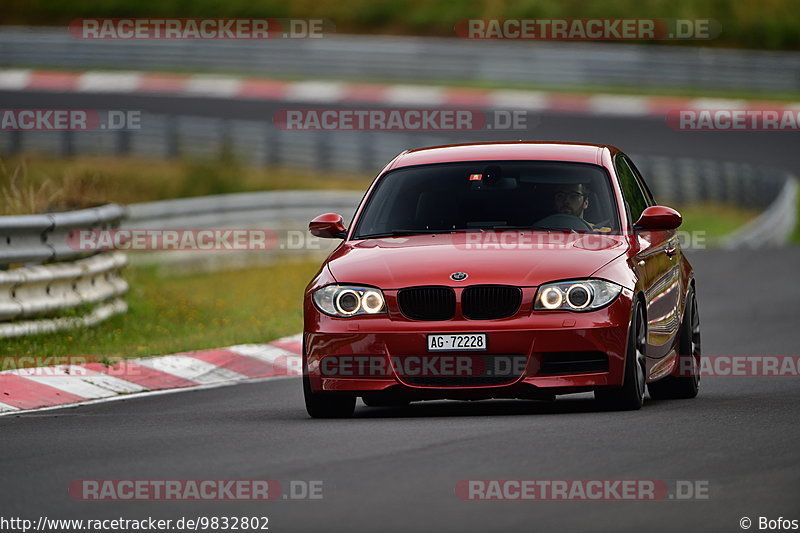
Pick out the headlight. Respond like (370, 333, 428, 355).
(534, 279, 622, 312)
(313, 285, 387, 317)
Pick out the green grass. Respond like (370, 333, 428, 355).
(792, 189, 800, 244)
(1, 155, 372, 215)
(674, 202, 760, 244)
(0, 260, 323, 364)
(3, 0, 800, 50)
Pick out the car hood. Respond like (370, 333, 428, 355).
(326, 232, 628, 288)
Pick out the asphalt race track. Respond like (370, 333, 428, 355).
(1, 89, 799, 533)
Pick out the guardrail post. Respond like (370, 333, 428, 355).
(315, 131, 330, 170)
(9, 130, 23, 155)
(61, 130, 75, 158)
(116, 128, 131, 156)
(166, 115, 180, 158)
(358, 132, 374, 173)
(219, 118, 231, 159)
(264, 125, 280, 167)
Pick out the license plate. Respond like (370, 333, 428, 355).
(427, 333, 487, 352)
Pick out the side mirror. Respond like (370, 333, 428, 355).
(635, 206, 682, 231)
(309, 213, 347, 239)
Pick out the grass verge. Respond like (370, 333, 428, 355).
(673, 203, 760, 244)
(0, 260, 322, 363)
(0, 155, 371, 215)
(793, 189, 800, 244)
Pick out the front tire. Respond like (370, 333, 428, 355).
(595, 300, 647, 411)
(303, 373, 356, 418)
(648, 288, 701, 400)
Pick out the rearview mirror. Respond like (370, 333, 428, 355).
(309, 213, 347, 239)
(635, 206, 682, 231)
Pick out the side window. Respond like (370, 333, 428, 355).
(624, 155, 655, 206)
(614, 154, 649, 224)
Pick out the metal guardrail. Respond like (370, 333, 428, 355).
(123, 190, 363, 272)
(0, 204, 127, 337)
(1, 27, 800, 92)
(722, 177, 798, 248)
(125, 190, 363, 229)
(0, 204, 126, 264)
(633, 156, 787, 210)
(0, 252, 128, 337)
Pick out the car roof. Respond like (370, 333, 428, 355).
(389, 141, 619, 170)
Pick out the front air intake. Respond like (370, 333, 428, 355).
(462, 285, 522, 320)
(397, 286, 455, 321)
(538, 351, 609, 375)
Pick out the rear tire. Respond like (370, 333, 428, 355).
(648, 288, 701, 400)
(595, 300, 647, 411)
(303, 373, 356, 418)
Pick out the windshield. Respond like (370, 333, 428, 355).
(352, 161, 620, 239)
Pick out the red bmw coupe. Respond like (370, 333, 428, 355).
(303, 142, 701, 417)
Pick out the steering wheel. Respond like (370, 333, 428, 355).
(593, 217, 612, 228)
(534, 213, 594, 231)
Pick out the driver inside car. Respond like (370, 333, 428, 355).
(552, 183, 612, 233)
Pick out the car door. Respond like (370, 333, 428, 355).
(615, 154, 681, 360)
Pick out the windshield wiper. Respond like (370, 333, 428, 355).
(478, 225, 580, 233)
(355, 229, 444, 239)
(533, 226, 580, 234)
(480, 225, 539, 230)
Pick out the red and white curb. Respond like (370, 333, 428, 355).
(0, 334, 302, 415)
(2, 68, 797, 117)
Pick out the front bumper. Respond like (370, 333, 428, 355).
(304, 293, 633, 399)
